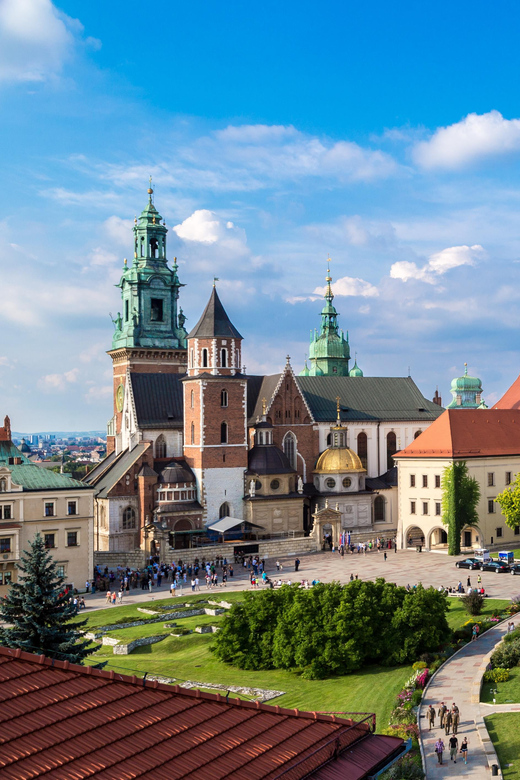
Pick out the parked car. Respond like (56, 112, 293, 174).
(455, 558, 481, 570)
(479, 560, 510, 573)
(510, 564, 520, 576)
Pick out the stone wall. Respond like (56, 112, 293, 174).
(113, 634, 169, 655)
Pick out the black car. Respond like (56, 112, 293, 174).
(479, 560, 510, 573)
(455, 558, 481, 570)
(510, 564, 520, 576)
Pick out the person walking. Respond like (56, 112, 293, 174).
(472, 624, 479, 641)
(105, 590, 111, 604)
(295, 558, 300, 572)
(477, 574, 482, 587)
(467, 576, 471, 588)
(438, 702, 447, 729)
(427, 704, 435, 730)
(444, 709, 452, 735)
(383, 552, 387, 562)
(434, 738, 445, 765)
(449, 734, 458, 763)
(460, 737, 468, 764)
(452, 707, 459, 735)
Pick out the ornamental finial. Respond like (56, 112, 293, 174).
(336, 396, 341, 423)
(213, 276, 219, 287)
(325, 256, 333, 302)
(148, 175, 153, 196)
(464, 362, 468, 375)
(262, 397, 267, 415)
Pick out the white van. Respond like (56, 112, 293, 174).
(474, 548, 492, 563)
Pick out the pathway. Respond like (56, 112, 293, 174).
(420, 613, 520, 779)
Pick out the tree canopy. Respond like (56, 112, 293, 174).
(213, 579, 449, 679)
(496, 473, 520, 530)
(441, 461, 481, 555)
(0, 533, 94, 664)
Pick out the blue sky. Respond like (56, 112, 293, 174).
(2, 0, 520, 430)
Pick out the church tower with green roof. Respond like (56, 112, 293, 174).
(446, 363, 487, 409)
(107, 182, 188, 454)
(300, 265, 352, 377)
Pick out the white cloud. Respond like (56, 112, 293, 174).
(84, 385, 112, 404)
(390, 244, 485, 284)
(413, 111, 520, 170)
(104, 216, 133, 246)
(0, 0, 77, 83)
(315, 275, 379, 298)
(89, 247, 119, 267)
(38, 367, 79, 392)
(174, 209, 223, 244)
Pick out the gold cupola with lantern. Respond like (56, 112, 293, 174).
(314, 398, 366, 493)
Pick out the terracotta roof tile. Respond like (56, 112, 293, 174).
(0, 647, 402, 779)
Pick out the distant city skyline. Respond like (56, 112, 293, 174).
(2, 1, 520, 429)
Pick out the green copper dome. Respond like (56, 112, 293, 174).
(349, 360, 363, 377)
(447, 363, 485, 409)
(299, 264, 351, 377)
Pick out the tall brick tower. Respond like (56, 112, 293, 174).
(106, 182, 188, 454)
(183, 284, 248, 523)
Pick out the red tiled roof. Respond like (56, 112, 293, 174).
(0, 646, 403, 780)
(493, 373, 520, 410)
(395, 409, 520, 458)
(312, 735, 406, 780)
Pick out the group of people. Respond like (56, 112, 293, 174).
(428, 702, 468, 765)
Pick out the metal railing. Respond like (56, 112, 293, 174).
(272, 712, 375, 780)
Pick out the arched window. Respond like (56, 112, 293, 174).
(155, 434, 166, 459)
(191, 422, 195, 445)
(386, 431, 397, 470)
(0, 478, 6, 493)
(220, 422, 228, 444)
(190, 349, 194, 368)
(414, 430, 422, 440)
(374, 495, 385, 522)
(357, 432, 368, 470)
(221, 348, 227, 368)
(326, 433, 332, 446)
(219, 502, 230, 518)
(283, 432, 297, 469)
(221, 389, 228, 407)
(202, 348, 208, 368)
(122, 506, 136, 530)
(191, 389, 194, 408)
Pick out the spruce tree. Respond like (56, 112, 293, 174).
(0, 533, 94, 664)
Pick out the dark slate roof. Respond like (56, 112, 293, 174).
(296, 376, 444, 422)
(138, 464, 158, 478)
(248, 374, 282, 423)
(366, 467, 398, 491)
(131, 372, 184, 429)
(91, 444, 148, 498)
(156, 501, 203, 514)
(187, 287, 243, 340)
(247, 445, 295, 475)
(158, 459, 195, 484)
(83, 450, 119, 485)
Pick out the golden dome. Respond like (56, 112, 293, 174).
(315, 447, 365, 474)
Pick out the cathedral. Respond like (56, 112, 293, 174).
(85, 188, 444, 555)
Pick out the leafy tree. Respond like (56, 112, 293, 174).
(462, 591, 484, 616)
(441, 461, 480, 555)
(496, 473, 520, 530)
(0, 534, 94, 664)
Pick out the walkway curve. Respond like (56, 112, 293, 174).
(419, 612, 520, 779)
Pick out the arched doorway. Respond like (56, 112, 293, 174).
(428, 527, 448, 549)
(404, 525, 426, 548)
(173, 518, 193, 550)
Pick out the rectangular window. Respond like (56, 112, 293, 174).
(56, 566, 65, 578)
(515, 526, 520, 536)
(488, 472, 495, 487)
(422, 475, 428, 488)
(435, 475, 441, 489)
(2, 505, 11, 519)
(488, 499, 496, 514)
(67, 501, 77, 516)
(410, 501, 416, 515)
(44, 502, 55, 517)
(3, 571, 11, 584)
(422, 502, 428, 515)
(0, 538, 11, 553)
(506, 472, 512, 485)
(67, 531, 78, 547)
(150, 298, 164, 322)
(125, 299, 129, 322)
(496, 527, 503, 538)
(410, 475, 416, 488)
(435, 502, 441, 516)
(44, 533, 55, 549)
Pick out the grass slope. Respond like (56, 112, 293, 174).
(485, 714, 520, 780)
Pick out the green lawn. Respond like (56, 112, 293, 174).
(485, 714, 520, 780)
(482, 666, 520, 704)
(446, 598, 509, 631)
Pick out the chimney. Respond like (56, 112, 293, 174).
(433, 389, 442, 407)
(0, 415, 11, 442)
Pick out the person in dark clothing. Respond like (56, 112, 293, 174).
(295, 558, 300, 572)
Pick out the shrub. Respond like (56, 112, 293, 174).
(419, 652, 435, 665)
(379, 753, 424, 780)
(411, 689, 422, 706)
(490, 640, 520, 669)
(412, 661, 427, 670)
(504, 627, 520, 644)
(484, 667, 510, 683)
(415, 668, 429, 689)
(430, 658, 443, 672)
(462, 591, 484, 616)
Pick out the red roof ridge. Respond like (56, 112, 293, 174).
(0, 646, 363, 726)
